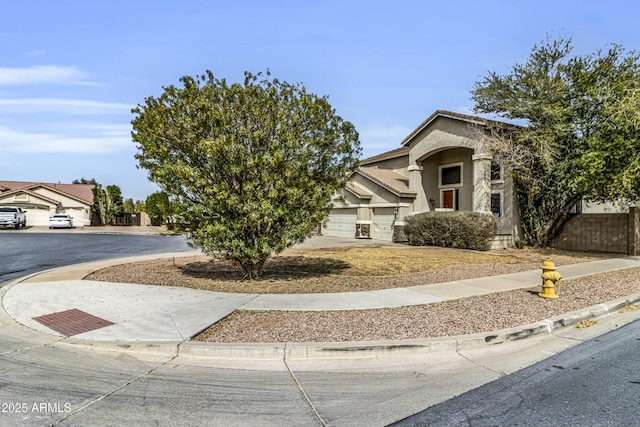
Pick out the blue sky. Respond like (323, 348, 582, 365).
(1, 0, 639, 201)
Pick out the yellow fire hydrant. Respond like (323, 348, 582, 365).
(539, 259, 561, 299)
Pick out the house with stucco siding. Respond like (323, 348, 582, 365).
(0, 180, 94, 226)
(322, 110, 522, 248)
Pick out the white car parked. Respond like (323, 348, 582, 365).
(49, 214, 74, 229)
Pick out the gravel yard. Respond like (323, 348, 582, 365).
(197, 268, 640, 342)
(85, 246, 615, 294)
(84, 245, 640, 343)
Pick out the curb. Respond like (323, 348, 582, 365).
(51, 292, 640, 361)
(4, 254, 640, 361)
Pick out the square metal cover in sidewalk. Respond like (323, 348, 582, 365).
(32, 309, 115, 337)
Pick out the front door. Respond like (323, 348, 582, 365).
(442, 189, 455, 209)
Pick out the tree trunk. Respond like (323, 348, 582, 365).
(535, 195, 581, 248)
(240, 256, 268, 280)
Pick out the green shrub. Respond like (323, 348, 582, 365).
(514, 239, 526, 249)
(404, 211, 497, 251)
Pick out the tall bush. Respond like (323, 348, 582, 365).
(404, 211, 497, 251)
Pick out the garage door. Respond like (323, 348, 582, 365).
(24, 207, 52, 227)
(373, 208, 396, 241)
(324, 209, 357, 238)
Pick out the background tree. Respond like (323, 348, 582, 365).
(472, 37, 640, 247)
(134, 200, 145, 213)
(93, 184, 124, 225)
(73, 177, 98, 185)
(74, 178, 101, 224)
(122, 198, 136, 214)
(132, 70, 361, 278)
(145, 192, 172, 226)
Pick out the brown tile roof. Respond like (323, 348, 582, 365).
(0, 181, 94, 205)
(360, 146, 409, 165)
(345, 182, 372, 199)
(356, 167, 416, 198)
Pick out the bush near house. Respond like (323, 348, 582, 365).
(404, 211, 497, 251)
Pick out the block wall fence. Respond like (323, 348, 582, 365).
(551, 207, 640, 255)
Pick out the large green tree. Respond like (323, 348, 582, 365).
(73, 178, 124, 225)
(144, 192, 172, 226)
(132, 70, 361, 278)
(472, 37, 640, 247)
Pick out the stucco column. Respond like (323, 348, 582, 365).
(408, 164, 426, 213)
(472, 153, 492, 213)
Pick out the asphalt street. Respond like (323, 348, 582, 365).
(2, 231, 640, 426)
(3, 311, 640, 426)
(393, 317, 640, 426)
(0, 231, 191, 283)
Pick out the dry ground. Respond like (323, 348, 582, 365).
(86, 245, 615, 294)
(84, 245, 640, 343)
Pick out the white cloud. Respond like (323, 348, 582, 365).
(0, 125, 132, 154)
(0, 65, 98, 86)
(0, 98, 132, 114)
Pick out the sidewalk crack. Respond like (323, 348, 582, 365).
(50, 354, 178, 425)
(455, 343, 504, 376)
(283, 343, 327, 427)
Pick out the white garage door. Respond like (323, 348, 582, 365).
(324, 209, 357, 238)
(24, 207, 52, 227)
(373, 208, 396, 241)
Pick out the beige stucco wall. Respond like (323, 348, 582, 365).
(491, 171, 521, 243)
(33, 188, 92, 226)
(406, 117, 485, 214)
(420, 147, 474, 211)
(363, 156, 409, 176)
(351, 174, 401, 205)
(407, 117, 484, 165)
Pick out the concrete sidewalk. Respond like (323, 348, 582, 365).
(2, 253, 640, 342)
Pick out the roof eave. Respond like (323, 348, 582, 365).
(344, 184, 372, 200)
(360, 146, 410, 166)
(355, 169, 415, 199)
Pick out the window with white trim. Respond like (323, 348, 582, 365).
(490, 160, 503, 182)
(439, 162, 463, 187)
(491, 191, 503, 216)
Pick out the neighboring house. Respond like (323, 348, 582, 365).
(0, 180, 95, 227)
(323, 110, 522, 248)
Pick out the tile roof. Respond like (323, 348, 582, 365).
(356, 167, 416, 198)
(0, 181, 94, 205)
(345, 182, 372, 199)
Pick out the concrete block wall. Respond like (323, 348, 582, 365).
(630, 207, 640, 256)
(551, 208, 640, 254)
